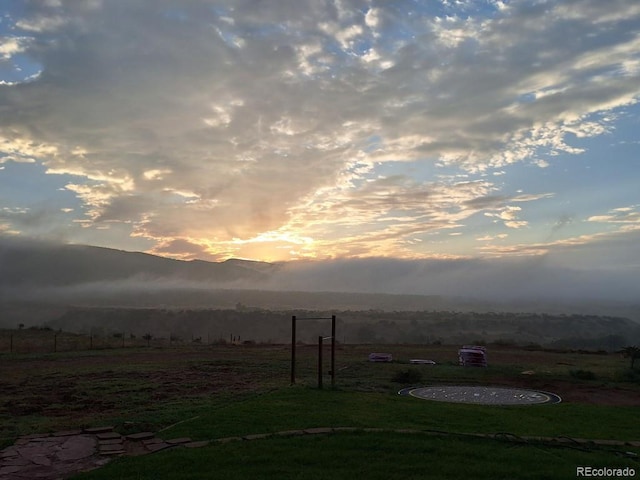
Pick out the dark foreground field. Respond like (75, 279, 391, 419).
(1, 344, 639, 479)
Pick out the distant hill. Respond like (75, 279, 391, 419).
(0, 241, 277, 287)
(1, 240, 638, 326)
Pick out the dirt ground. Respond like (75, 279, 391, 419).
(0, 347, 288, 441)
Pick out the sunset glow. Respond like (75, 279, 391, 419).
(1, 1, 639, 271)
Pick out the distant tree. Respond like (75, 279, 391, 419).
(623, 346, 640, 369)
(18, 323, 24, 330)
(142, 333, 153, 347)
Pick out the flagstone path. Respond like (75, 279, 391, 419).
(0, 426, 197, 480)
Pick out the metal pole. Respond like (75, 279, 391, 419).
(331, 315, 336, 388)
(318, 335, 323, 389)
(291, 316, 296, 385)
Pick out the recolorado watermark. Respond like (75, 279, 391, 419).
(577, 466, 636, 477)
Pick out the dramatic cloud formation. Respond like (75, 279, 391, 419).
(0, 0, 639, 278)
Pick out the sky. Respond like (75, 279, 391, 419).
(0, 0, 639, 280)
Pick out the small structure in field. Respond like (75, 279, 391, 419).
(368, 352, 393, 362)
(458, 345, 487, 367)
(409, 359, 436, 365)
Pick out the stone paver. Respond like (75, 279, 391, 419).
(83, 426, 114, 434)
(0, 428, 157, 480)
(127, 432, 155, 441)
(185, 441, 210, 448)
(146, 443, 171, 453)
(275, 430, 304, 437)
(99, 438, 124, 445)
(303, 427, 333, 434)
(166, 437, 192, 445)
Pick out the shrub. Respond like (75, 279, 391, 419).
(569, 369, 596, 380)
(616, 369, 640, 384)
(391, 368, 423, 384)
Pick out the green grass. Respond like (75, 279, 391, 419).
(73, 385, 640, 480)
(75, 431, 639, 480)
(156, 387, 639, 442)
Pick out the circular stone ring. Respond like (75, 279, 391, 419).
(399, 385, 561, 405)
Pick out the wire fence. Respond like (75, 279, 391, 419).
(0, 329, 250, 354)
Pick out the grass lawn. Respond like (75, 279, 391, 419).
(156, 386, 640, 441)
(75, 385, 639, 480)
(75, 430, 638, 480)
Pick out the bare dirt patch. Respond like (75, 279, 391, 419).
(0, 346, 288, 439)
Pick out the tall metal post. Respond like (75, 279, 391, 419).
(318, 335, 323, 389)
(331, 315, 336, 388)
(290, 316, 297, 385)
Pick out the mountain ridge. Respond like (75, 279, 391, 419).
(0, 241, 275, 287)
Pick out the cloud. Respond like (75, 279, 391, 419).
(484, 206, 528, 229)
(0, 0, 638, 260)
(588, 205, 640, 225)
(0, 36, 31, 60)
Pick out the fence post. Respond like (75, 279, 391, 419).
(54, 333, 58, 353)
(331, 315, 336, 389)
(291, 316, 297, 385)
(318, 335, 323, 389)
(10, 333, 13, 353)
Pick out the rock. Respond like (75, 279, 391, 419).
(303, 428, 333, 435)
(184, 441, 210, 448)
(98, 444, 125, 452)
(0, 466, 22, 475)
(53, 429, 83, 437)
(99, 439, 124, 445)
(84, 426, 114, 434)
(166, 438, 192, 445)
(1, 446, 19, 458)
(56, 435, 96, 461)
(99, 449, 125, 456)
(31, 455, 52, 466)
(146, 443, 171, 453)
(243, 434, 271, 441)
(215, 437, 242, 444)
(1, 457, 30, 466)
(275, 430, 304, 437)
(126, 432, 155, 441)
(143, 438, 164, 445)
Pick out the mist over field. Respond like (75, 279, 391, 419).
(1, 239, 640, 305)
(0, 239, 638, 318)
(1, 241, 639, 349)
(264, 256, 640, 302)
